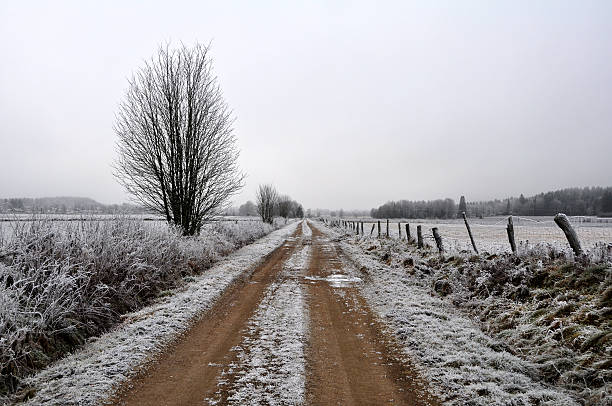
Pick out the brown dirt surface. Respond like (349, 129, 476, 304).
(107, 221, 438, 405)
(304, 222, 439, 406)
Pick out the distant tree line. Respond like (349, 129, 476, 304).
(370, 186, 612, 219)
(0, 197, 146, 215)
(370, 198, 457, 219)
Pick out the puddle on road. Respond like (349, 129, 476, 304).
(304, 274, 362, 288)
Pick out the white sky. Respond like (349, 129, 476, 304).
(1, 1, 611, 210)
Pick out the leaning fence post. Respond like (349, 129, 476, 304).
(370, 223, 375, 236)
(554, 213, 583, 256)
(506, 216, 517, 254)
(405, 223, 411, 241)
(417, 225, 423, 248)
(462, 212, 478, 254)
(432, 227, 444, 254)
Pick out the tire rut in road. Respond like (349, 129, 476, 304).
(107, 224, 304, 406)
(304, 222, 439, 406)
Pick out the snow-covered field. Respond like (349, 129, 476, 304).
(8, 221, 299, 406)
(208, 231, 311, 405)
(0, 215, 268, 243)
(317, 221, 581, 406)
(338, 216, 612, 254)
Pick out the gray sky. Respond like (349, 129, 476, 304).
(1, 1, 611, 210)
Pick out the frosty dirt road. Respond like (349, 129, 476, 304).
(109, 221, 437, 406)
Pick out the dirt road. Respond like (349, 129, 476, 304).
(305, 225, 438, 405)
(109, 221, 438, 405)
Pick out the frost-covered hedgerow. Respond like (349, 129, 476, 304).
(0, 217, 275, 397)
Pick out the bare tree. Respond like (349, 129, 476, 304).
(114, 43, 244, 235)
(256, 184, 278, 224)
(277, 195, 293, 221)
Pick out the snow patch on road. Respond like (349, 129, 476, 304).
(209, 240, 311, 405)
(316, 222, 578, 406)
(301, 220, 312, 238)
(304, 274, 361, 288)
(17, 222, 299, 406)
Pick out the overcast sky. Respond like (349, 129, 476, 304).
(1, 1, 611, 210)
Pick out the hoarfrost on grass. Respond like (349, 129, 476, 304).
(8, 221, 299, 406)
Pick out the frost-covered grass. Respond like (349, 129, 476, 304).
(0, 216, 281, 400)
(319, 221, 583, 406)
(4, 221, 298, 406)
(209, 240, 311, 405)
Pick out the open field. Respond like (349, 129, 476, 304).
(0, 215, 265, 244)
(337, 216, 612, 254)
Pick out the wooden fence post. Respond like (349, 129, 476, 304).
(398, 222, 401, 239)
(356, 221, 359, 235)
(554, 213, 583, 256)
(417, 225, 423, 248)
(462, 212, 478, 254)
(386, 219, 389, 238)
(361, 222, 364, 234)
(432, 227, 444, 254)
(370, 223, 375, 236)
(378, 221, 381, 237)
(506, 216, 517, 254)
(405, 223, 411, 241)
